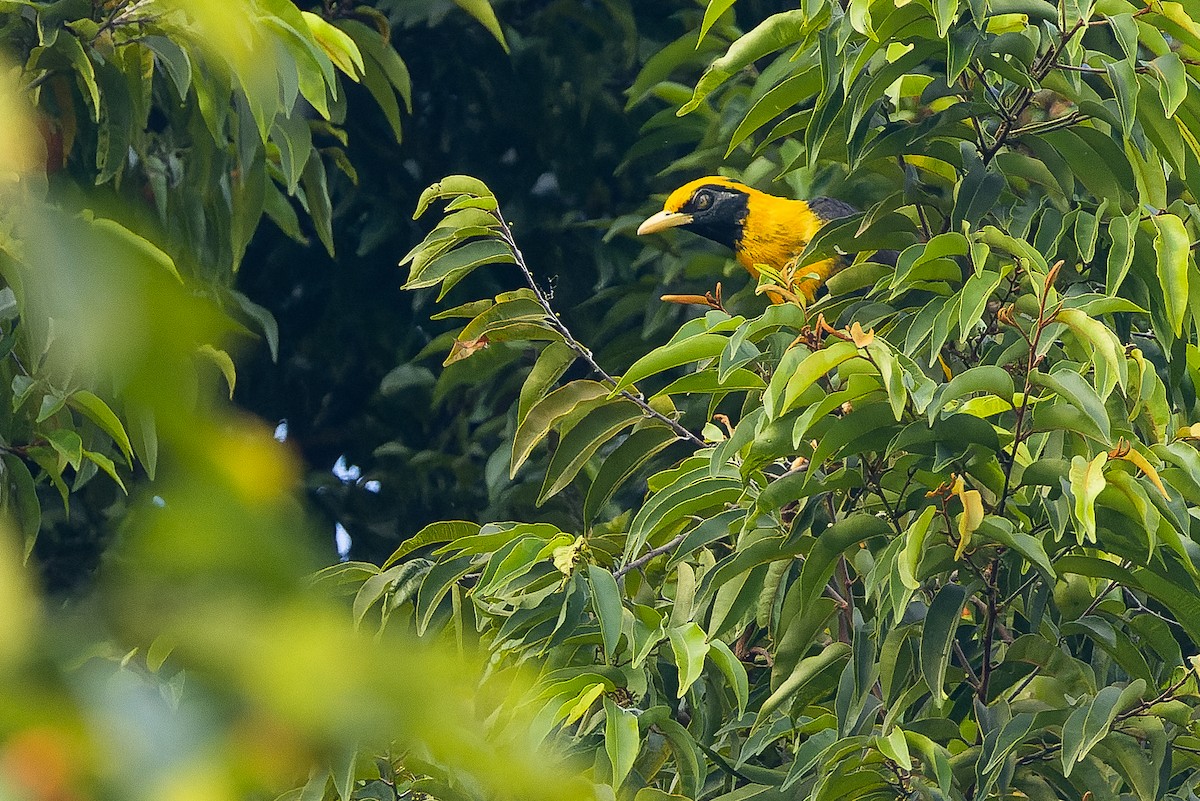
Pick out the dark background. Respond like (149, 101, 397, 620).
(36, 0, 794, 589)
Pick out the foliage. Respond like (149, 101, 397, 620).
(0, 0, 427, 565)
(369, 1, 1200, 800)
(0, 4, 591, 801)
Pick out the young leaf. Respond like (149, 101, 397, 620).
(667, 622, 710, 696)
(68, 391, 134, 465)
(452, 0, 510, 53)
(1068, 453, 1108, 543)
(603, 696, 640, 789)
(587, 565, 623, 662)
(1151, 213, 1189, 337)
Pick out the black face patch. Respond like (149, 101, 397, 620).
(678, 184, 750, 252)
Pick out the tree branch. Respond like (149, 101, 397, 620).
(614, 531, 688, 579)
(493, 212, 705, 448)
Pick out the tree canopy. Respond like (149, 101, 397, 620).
(6, 1, 1200, 801)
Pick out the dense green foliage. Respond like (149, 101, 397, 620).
(8, 0, 1200, 801)
(0, 2, 593, 801)
(371, 1, 1200, 800)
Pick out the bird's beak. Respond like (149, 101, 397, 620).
(637, 210, 693, 235)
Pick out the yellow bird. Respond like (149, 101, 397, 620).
(636, 176, 860, 304)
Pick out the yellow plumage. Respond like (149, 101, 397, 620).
(639, 176, 850, 304)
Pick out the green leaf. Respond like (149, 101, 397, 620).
(708, 638, 749, 714)
(756, 643, 850, 725)
(1148, 53, 1187, 117)
(413, 177, 494, 220)
(1054, 307, 1128, 394)
(271, 112, 313, 194)
(680, 11, 810, 115)
(518, 341, 577, 427)
(452, 0, 510, 53)
(539, 400, 643, 503)
(3, 454, 40, 562)
(1107, 212, 1137, 294)
(797, 515, 891, 608)
(920, 582, 969, 704)
(128, 407, 157, 481)
(957, 270, 1002, 334)
(414, 554, 478, 635)
(1094, 730, 1161, 801)
(638, 708, 706, 797)
(300, 154, 335, 257)
(584, 426, 678, 523)
(330, 746, 357, 801)
(301, 11, 364, 80)
(1068, 453, 1108, 544)
(1028, 369, 1111, 442)
(604, 697, 640, 789)
(359, 50, 405, 143)
(633, 791, 689, 801)
(898, 506, 937, 590)
(625, 476, 742, 563)
(772, 341, 860, 419)
(45, 429, 83, 471)
(698, 0, 738, 44)
(726, 69, 820, 155)
(1106, 58, 1139, 137)
(587, 565, 623, 662)
(512, 380, 609, 477)
(952, 162, 1003, 231)
(933, 0, 960, 36)
(403, 239, 515, 292)
(197, 345, 237, 400)
(611, 333, 730, 395)
(1151, 213, 1190, 337)
(654, 367, 766, 397)
(1061, 686, 1123, 776)
(143, 35, 193, 100)
(68, 391, 135, 464)
(929, 365, 1015, 423)
(976, 517, 1055, 579)
(83, 449, 125, 493)
(337, 19, 412, 109)
(668, 622, 710, 696)
(352, 563, 395, 627)
(383, 521, 480, 568)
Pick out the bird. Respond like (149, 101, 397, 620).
(636, 176, 862, 304)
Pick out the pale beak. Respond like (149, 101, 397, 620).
(637, 210, 693, 235)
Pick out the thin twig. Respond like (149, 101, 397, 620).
(493, 212, 705, 448)
(953, 640, 982, 691)
(1007, 111, 1089, 137)
(614, 531, 688, 579)
(979, 558, 1000, 700)
(981, 14, 1090, 164)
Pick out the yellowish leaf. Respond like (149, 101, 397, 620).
(1110, 443, 1169, 500)
(552, 536, 586, 575)
(849, 322, 875, 348)
(955, 488, 984, 559)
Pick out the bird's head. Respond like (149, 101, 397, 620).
(636, 176, 752, 252)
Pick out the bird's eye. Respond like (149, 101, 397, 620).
(694, 191, 713, 210)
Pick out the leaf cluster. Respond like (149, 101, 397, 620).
(347, 1, 1200, 800)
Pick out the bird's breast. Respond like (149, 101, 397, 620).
(735, 197, 824, 275)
